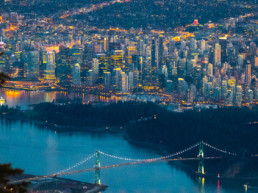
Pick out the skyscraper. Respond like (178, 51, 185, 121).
(200, 39, 206, 52)
(214, 43, 221, 66)
(56, 59, 69, 83)
(255, 56, 258, 68)
(233, 85, 242, 106)
(72, 63, 81, 86)
(104, 36, 109, 52)
(92, 58, 99, 75)
(121, 72, 128, 92)
(111, 50, 124, 68)
(128, 71, 134, 90)
(178, 58, 186, 78)
(177, 78, 188, 95)
(40, 49, 47, 78)
(103, 71, 111, 89)
(237, 54, 244, 67)
(71, 46, 83, 64)
(225, 90, 233, 106)
(219, 38, 227, 64)
(151, 38, 156, 68)
(44, 52, 56, 81)
(207, 63, 213, 77)
(157, 36, 164, 67)
(0, 37, 6, 52)
(86, 70, 94, 86)
(246, 89, 254, 104)
(250, 42, 256, 56)
(221, 80, 227, 98)
(27, 50, 40, 78)
(112, 68, 122, 90)
(190, 38, 197, 51)
(245, 63, 251, 86)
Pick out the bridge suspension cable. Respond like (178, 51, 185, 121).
(98, 142, 201, 162)
(202, 141, 238, 156)
(55, 141, 237, 175)
(9, 141, 239, 184)
(56, 152, 97, 174)
(9, 156, 222, 184)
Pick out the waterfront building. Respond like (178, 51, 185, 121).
(128, 71, 134, 90)
(246, 89, 253, 104)
(177, 78, 188, 95)
(103, 71, 111, 89)
(221, 80, 227, 98)
(233, 85, 242, 106)
(121, 72, 128, 92)
(86, 70, 94, 86)
(225, 90, 233, 106)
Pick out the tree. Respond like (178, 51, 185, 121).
(0, 52, 10, 87)
(0, 164, 28, 193)
(0, 72, 10, 87)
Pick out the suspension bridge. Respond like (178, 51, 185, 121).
(9, 141, 255, 185)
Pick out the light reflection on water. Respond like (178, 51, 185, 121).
(0, 89, 120, 110)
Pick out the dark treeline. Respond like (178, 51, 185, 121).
(0, 0, 112, 18)
(125, 107, 258, 154)
(1, 102, 258, 155)
(86, 0, 254, 30)
(30, 101, 162, 127)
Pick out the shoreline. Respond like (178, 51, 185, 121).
(1, 86, 67, 92)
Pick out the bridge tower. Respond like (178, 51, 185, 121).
(94, 151, 101, 184)
(198, 141, 205, 174)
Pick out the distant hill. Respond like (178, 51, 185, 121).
(84, 0, 255, 30)
(0, 0, 112, 17)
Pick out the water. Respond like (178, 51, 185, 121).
(0, 89, 257, 193)
(0, 89, 123, 110)
(1, 120, 255, 193)
(0, 89, 165, 110)
(0, 89, 59, 109)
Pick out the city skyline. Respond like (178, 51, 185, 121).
(0, 9, 257, 107)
